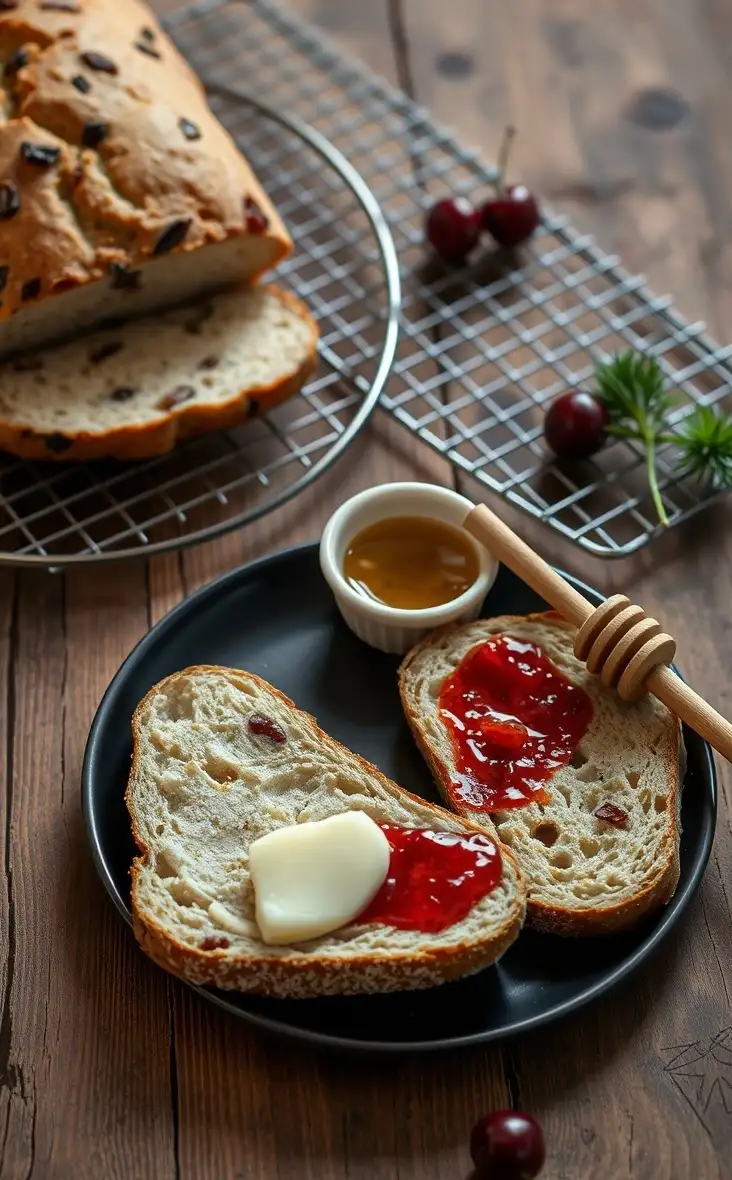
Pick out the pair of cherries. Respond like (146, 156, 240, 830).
(424, 121, 610, 463)
(425, 128, 540, 262)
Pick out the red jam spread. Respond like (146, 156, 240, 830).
(356, 825, 502, 933)
(439, 635, 594, 811)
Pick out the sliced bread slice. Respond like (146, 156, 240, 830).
(399, 612, 684, 936)
(0, 284, 317, 461)
(127, 666, 526, 998)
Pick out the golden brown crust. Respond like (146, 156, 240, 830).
(125, 666, 527, 998)
(0, 0, 290, 321)
(398, 611, 683, 938)
(0, 285, 318, 461)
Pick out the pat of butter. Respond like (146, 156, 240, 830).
(248, 811, 390, 946)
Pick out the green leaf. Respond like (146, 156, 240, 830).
(671, 405, 732, 491)
(594, 351, 675, 438)
(593, 351, 674, 526)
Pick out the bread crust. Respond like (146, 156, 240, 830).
(399, 611, 683, 937)
(0, 0, 291, 329)
(0, 285, 317, 461)
(126, 667, 527, 998)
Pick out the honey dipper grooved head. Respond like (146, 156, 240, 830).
(600, 616, 663, 690)
(574, 594, 630, 662)
(586, 604, 646, 676)
(618, 633, 677, 701)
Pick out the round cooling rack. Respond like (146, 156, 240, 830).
(0, 96, 400, 568)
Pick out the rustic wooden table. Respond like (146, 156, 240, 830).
(2, 1, 732, 1177)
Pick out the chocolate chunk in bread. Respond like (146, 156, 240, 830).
(153, 219, 191, 256)
(135, 42, 161, 60)
(20, 142, 61, 167)
(109, 264, 141, 291)
(21, 278, 41, 301)
(4, 48, 28, 78)
(179, 118, 201, 141)
(0, 183, 19, 219)
(80, 51, 118, 75)
(82, 122, 108, 148)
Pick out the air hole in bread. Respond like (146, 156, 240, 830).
(155, 852, 177, 879)
(570, 748, 588, 768)
(580, 837, 600, 858)
(606, 874, 625, 888)
(159, 691, 196, 722)
(551, 850, 572, 869)
(640, 788, 651, 814)
(533, 822, 559, 847)
(203, 752, 239, 786)
(155, 823, 164, 836)
(654, 794, 667, 813)
(626, 771, 641, 789)
(576, 763, 601, 783)
(168, 880, 196, 906)
(428, 676, 443, 699)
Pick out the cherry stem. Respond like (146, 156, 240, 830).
(495, 125, 516, 196)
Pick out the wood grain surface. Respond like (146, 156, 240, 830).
(1, 1, 731, 1177)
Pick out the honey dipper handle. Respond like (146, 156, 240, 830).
(464, 502, 732, 763)
(464, 504, 595, 628)
(649, 666, 732, 763)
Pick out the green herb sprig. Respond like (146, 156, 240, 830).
(594, 351, 732, 526)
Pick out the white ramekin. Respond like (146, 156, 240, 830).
(319, 482, 497, 655)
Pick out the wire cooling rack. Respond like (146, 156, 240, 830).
(2, 0, 730, 565)
(0, 96, 400, 567)
(167, 0, 732, 560)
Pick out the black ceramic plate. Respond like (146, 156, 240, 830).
(82, 543, 717, 1053)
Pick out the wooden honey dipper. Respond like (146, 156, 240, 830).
(462, 501, 732, 764)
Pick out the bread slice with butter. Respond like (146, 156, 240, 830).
(399, 612, 684, 937)
(126, 666, 526, 998)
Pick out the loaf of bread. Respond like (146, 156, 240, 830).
(400, 613, 684, 936)
(0, 284, 317, 460)
(0, 0, 292, 357)
(127, 667, 526, 997)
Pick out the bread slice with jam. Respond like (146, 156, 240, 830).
(399, 612, 684, 936)
(126, 666, 526, 998)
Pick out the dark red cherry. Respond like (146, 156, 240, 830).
(425, 197, 481, 262)
(470, 1110, 545, 1179)
(543, 390, 609, 459)
(481, 185, 540, 247)
(480, 126, 541, 248)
